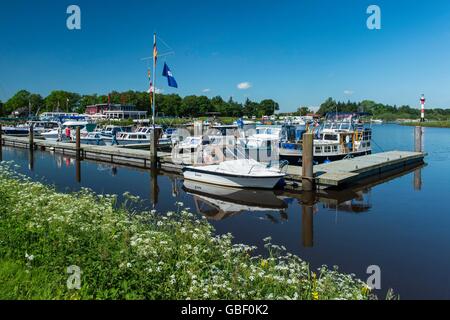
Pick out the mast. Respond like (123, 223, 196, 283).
(152, 32, 157, 128)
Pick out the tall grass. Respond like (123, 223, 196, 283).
(0, 162, 373, 300)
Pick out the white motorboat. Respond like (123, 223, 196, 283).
(27, 121, 60, 135)
(183, 159, 287, 189)
(99, 126, 133, 145)
(111, 132, 149, 145)
(42, 121, 89, 142)
(80, 132, 105, 145)
(238, 125, 283, 150)
(1, 125, 29, 135)
(280, 112, 372, 164)
(134, 126, 172, 147)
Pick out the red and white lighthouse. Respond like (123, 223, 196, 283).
(420, 94, 426, 122)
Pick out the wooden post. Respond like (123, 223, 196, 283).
(414, 126, 422, 153)
(150, 127, 160, 167)
(76, 127, 81, 160)
(302, 133, 315, 191)
(29, 123, 34, 150)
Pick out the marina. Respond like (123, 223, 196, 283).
(2, 0, 450, 304)
(0, 133, 425, 189)
(0, 124, 447, 299)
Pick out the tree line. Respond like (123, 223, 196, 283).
(0, 90, 279, 118)
(316, 97, 450, 121)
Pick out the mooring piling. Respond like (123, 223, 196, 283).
(150, 127, 161, 167)
(76, 127, 81, 160)
(29, 123, 34, 150)
(302, 133, 315, 191)
(415, 126, 423, 153)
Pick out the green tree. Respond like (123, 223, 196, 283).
(296, 106, 311, 116)
(259, 99, 279, 116)
(317, 97, 337, 115)
(4, 90, 32, 115)
(44, 91, 81, 113)
(180, 95, 199, 117)
(157, 94, 182, 116)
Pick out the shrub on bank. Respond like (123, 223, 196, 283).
(0, 163, 372, 300)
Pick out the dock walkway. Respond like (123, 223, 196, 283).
(285, 150, 425, 188)
(1, 135, 426, 189)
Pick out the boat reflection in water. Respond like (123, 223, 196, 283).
(183, 180, 288, 221)
(321, 189, 372, 213)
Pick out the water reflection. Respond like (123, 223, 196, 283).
(183, 180, 288, 220)
(75, 159, 81, 183)
(150, 168, 159, 208)
(28, 149, 34, 171)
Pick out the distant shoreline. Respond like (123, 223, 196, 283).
(399, 121, 450, 128)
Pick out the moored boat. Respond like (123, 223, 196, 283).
(183, 159, 287, 189)
(279, 112, 372, 164)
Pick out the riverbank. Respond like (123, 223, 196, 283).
(400, 121, 450, 128)
(0, 162, 373, 300)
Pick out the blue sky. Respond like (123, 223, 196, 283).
(1, 0, 450, 112)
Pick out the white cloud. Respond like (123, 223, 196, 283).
(344, 90, 354, 96)
(202, 88, 211, 93)
(237, 82, 252, 90)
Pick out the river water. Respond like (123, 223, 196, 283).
(1, 124, 450, 299)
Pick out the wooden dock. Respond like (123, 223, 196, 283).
(285, 150, 426, 188)
(1, 135, 426, 189)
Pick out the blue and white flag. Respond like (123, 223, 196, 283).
(162, 62, 178, 88)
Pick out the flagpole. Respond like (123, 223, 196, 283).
(152, 32, 157, 128)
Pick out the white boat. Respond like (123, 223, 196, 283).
(80, 132, 105, 145)
(27, 121, 60, 135)
(280, 112, 372, 164)
(100, 126, 133, 145)
(238, 126, 283, 150)
(1, 125, 29, 135)
(112, 132, 149, 145)
(42, 121, 89, 142)
(134, 126, 172, 147)
(183, 159, 287, 189)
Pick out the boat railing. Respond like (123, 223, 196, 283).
(266, 160, 289, 173)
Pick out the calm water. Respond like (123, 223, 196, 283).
(1, 124, 450, 299)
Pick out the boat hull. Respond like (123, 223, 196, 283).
(183, 168, 284, 189)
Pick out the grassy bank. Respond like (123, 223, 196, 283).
(400, 121, 450, 128)
(0, 163, 374, 300)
